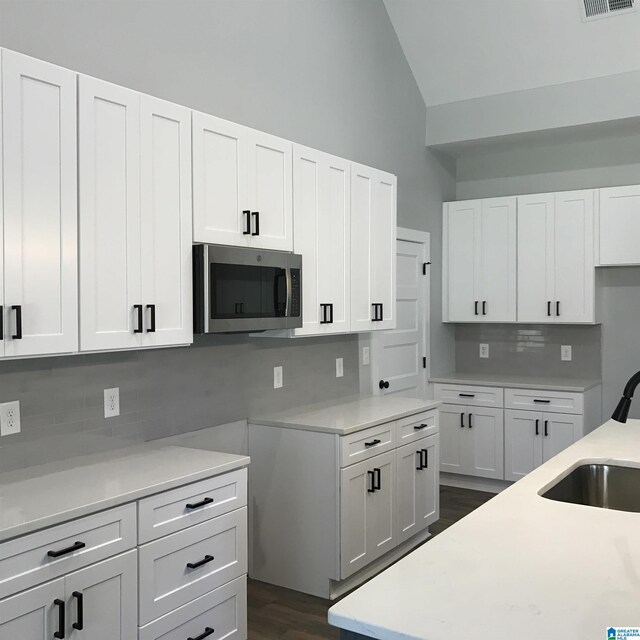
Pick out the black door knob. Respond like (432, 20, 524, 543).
(379, 380, 390, 390)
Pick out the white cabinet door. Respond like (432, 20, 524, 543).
(444, 200, 478, 322)
(504, 409, 542, 482)
(192, 112, 249, 246)
(140, 95, 192, 347)
(351, 163, 397, 332)
(517, 193, 555, 323)
(467, 407, 504, 480)
(2, 50, 78, 357)
(542, 413, 582, 463)
(479, 197, 516, 321)
(396, 436, 439, 545)
(79, 75, 141, 351)
(293, 145, 350, 335)
(0, 578, 64, 640)
(64, 551, 137, 640)
(439, 403, 467, 475)
(340, 450, 396, 578)
(599, 185, 640, 265)
(246, 128, 292, 251)
(553, 190, 594, 324)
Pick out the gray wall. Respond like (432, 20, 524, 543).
(456, 134, 640, 420)
(0, 0, 455, 470)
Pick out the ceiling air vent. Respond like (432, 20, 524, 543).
(581, 0, 636, 20)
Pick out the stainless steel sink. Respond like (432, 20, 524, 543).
(542, 464, 640, 513)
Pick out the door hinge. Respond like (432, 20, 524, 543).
(422, 262, 431, 275)
(422, 356, 427, 369)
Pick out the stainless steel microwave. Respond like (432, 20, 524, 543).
(193, 244, 302, 333)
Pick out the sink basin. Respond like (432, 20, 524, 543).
(542, 464, 640, 513)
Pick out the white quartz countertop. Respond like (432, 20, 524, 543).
(250, 395, 440, 435)
(429, 371, 601, 392)
(0, 444, 250, 541)
(328, 418, 640, 640)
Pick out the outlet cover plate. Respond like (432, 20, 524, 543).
(336, 357, 344, 378)
(479, 343, 489, 359)
(0, 400, 21, 436)
(561, 345, 572, 361)
(104, 387, 120, 418)
(273, 366, 283, 389)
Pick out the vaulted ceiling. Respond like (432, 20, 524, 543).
(384, 0, 640, 106)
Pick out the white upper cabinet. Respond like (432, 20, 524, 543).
(351, 163, 397, 332)
(599, 185, 640, 266)
(140, 95, 192, 347)
(518, 190, 595, 324)
(443, 197, 516, 322)
(192, 115, 292, 251)
(293, 145, 350, 335)
(1, 49, 78, 357)
(79, 76, 192, 351)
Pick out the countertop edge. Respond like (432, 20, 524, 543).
(0, 455, 250, 543)
(428, 375, 602, 392)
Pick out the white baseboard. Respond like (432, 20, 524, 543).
(440, 472, 511, 494)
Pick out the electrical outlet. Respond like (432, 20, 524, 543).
(362, 346, 370, 366)
(336, 357, 344, 378)
(561, 345, 572, 361)
(104, 387, 120, 418)
(479, 343, 489, 359)
(0, 401, 21, 436)
(273, 366, 283, 389)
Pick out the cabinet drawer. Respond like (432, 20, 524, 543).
(396, 410, 438, 446)
(340, 422, 396, 468)
(138, 575, 247, 640)
(0, 503, 136, 600)
(433, 384, 503, 408)
(138, 507, 247, 625)
(138, 469, 247, 543)
(504, 388, 583, 415)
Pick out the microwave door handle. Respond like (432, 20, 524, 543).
(285, 268, 292, 318)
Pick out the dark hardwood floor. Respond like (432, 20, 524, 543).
(247, 485, 494, 639)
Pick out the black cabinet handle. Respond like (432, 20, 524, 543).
(416, 450, 424, 470)
(374, 467, 381, 491)
(544, 420, 549, 437)
(547, 301, 552, 317)
(460, 413, 465, 428)
(364, 439, 381, 447)
(133, 304, 143, 333)
(556, 301, 560, 316)
(458, 393, 475, 398)
(468, 413, 473, 428)
(482, 301, 487, 315)
(474, 301, 478, 316)
(242, 210, 251, 235)
(533, 399, 551, 404)
(378, 380, 390, 390)
(146, 304, 156, 333)
(0, 305, 3, 340)
(11, 305, 22, 339)
(379, 303, 383, 321)
(188, 628, 215, 640)
(72, 591, 84, 631)
(186, 497, 214, 510)
(413, 423, 428, 431)
(372, 303, 383, 321)
(422, 449, 429, 469)
(251, 211, 260, 236)
(320, 303, 334, 324)
(48, 541, 86, 558)
(367, 469, 376, 493)
(54, 599, 65, 639)
(328, 303, 333, 324)
(187, 554, 215, 570)
(535, 419, 540, 436)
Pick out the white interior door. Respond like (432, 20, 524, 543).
(542, 413, 581, 463)
(504, 409, 542, 482)
(440, 404, 467, 475)
(79, 75, 141, 351)
(247, 128, 292, 251)
(2, 49, 78, 357)
(140, 95, 192, 347)
(192, 112, 249, 246)
(517, 193, 555, 323)
(373, 230, 429, 398)
(466, 407, 504, 480)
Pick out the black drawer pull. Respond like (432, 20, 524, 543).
(54, 599, 65, 639)
(459, 393, 475, 398)
(186, 497, 214, 510)
(533, 399, 551, 404)
(413, 423, 428, 430)
(72, 591, 84, 630)
(187, 555, 215, 570)
(189, 628, 215, 640)
(364, 439, 381, 447)
(48, 541, 86, 558)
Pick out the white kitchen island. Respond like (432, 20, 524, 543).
(328, 418, 640, 640)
